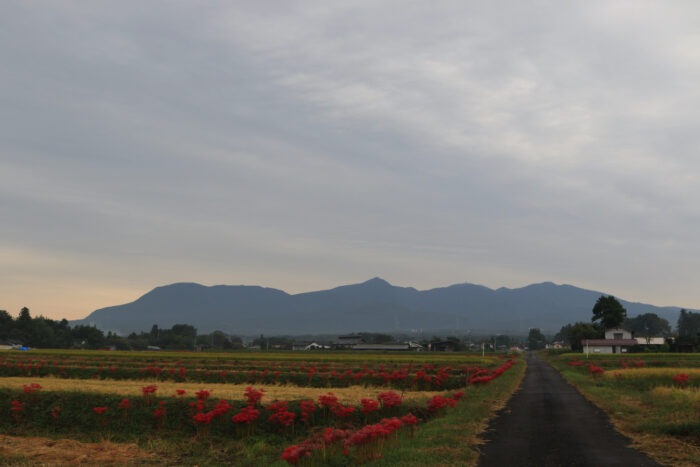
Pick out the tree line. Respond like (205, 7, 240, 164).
(554, 295, 700, 351)
(0, 307, 242, 350)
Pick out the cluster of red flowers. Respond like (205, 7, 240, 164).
(231, 405, 260, 425)
(1, 354, 505, 390)
(360, 398, 380, 414)
(192, 398, 233, 425)
(586, 363, 605, 376)
(244, 386, 264, 405)
(376, 391, 402, 409)
(119, 398, 131, 409)
(281, 415, 420, 464)
(268, 400, 296, 428)
(673, 373, 690, 388)
(11, 400, 25, 414)
(468, 360, 516, 384)
(93, 406, 108, 415)
(299, 400, 316, 423)
(141, 385, 158, 396)
(23, 383, 42, 394)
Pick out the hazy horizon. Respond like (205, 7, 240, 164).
(3, 2, 700, 321)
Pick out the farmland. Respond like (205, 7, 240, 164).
(547, 352, 700, 467)
(0, 350, 524, 466)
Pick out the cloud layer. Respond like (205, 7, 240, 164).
(2, 1, 699, 320)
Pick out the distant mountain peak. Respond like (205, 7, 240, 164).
(362, 277, 391, 287)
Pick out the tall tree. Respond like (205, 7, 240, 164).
(527, 328, 546, 350)
(677, 309, 700, 341)
(591, 295, 627, 329)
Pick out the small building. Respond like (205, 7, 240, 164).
(331, 335, 366, 350)
(634, 337, 665, 345)
(292, 341, 330, 351)
(605, 328, 632, 340)
(582, 328, 636, 354)
(427, 340, 459, 352)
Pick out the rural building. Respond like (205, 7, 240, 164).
(331, 335, 366, 350)
(581, 328, 636, 354)
(352, 342, 423, 351)
(634, 337, 665, 345)
(292, 341, 331, 351)
(427, 340, 459, 352)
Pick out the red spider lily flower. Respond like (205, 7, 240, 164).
(377, 391, 402, 409)
(673, 373, 690, 388)
(195, 390, 211, 401)
(93, 406, 108, 415)
(426, 395, 457, 412)
(318, 392, 338, 408)
(141, 385, 158, 396)
(175, 389, 186, 396)
(361, 398, 380, 414)
(300, 400, 316, 423)
(23, 383, 42, 394)
(118, 398, 131, 409)
(400, 413, 418, 426)
(50, 406, 61, 419)
(281, 444, 312, 465)
(154, 402, 167, 420)
(244, 387, 264, 405)
(11, 400, 26, 413)
(330, 403, 355, 418)
(192, 412, 213, 425)
(269, 410, 296, 427)
(232, 405, 260, 424)
(452, 391, 466, 401)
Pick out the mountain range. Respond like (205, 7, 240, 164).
(71, 278, 691, 336)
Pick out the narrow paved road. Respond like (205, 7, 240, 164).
(477, 352, 662, 467)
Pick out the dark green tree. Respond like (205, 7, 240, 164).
(592, 295, 627, 329)
(677, 309, 700, 341)
(565, 322, 604, 351)
(624, 313, 671, 342)
(0, 310, 12, 340)
(527, 328, 546, 350)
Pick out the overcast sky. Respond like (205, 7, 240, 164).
(2, 1, 700, 320)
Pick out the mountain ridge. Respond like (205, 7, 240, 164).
(71, 278, 692, 335)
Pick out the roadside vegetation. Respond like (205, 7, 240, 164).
(546, 352, 700, 467)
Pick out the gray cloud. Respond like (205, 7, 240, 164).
(1, 1, 699, 319)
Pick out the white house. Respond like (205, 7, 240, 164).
(582, 328, 637, 354)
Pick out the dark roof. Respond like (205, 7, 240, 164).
(581, 339, 638, 346)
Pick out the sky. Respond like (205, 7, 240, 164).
(2, 1, 700, 321)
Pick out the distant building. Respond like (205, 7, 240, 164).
(427, 340, 459, 352)
(352, 342, 423, 351)
(332, 335, 366, 350)
(582, 328, 636, 354)
(634, 337, 665, 345)
(292, 341, 331, 351)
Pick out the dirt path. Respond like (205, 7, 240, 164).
(477, 352, 663, 467)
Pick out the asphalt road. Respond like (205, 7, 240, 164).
(477, 352, 663, 467)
